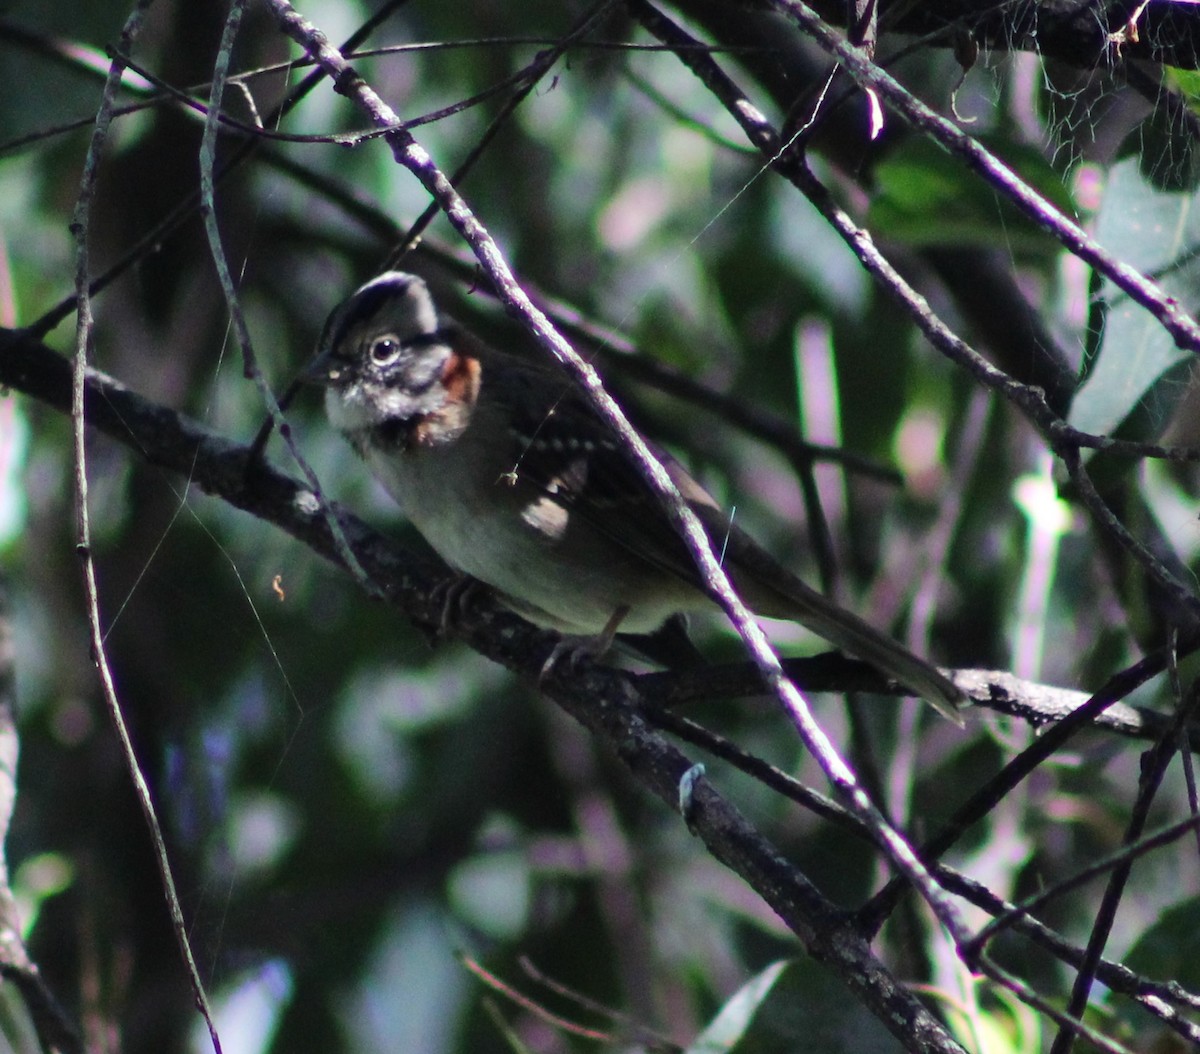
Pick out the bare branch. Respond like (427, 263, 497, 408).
(67, 3, 221, 1050)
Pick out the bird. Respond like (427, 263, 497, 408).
(305, 271, 963, 722)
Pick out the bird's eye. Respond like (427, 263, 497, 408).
(368, 335, 403, 366)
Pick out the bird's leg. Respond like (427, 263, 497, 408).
(540, 605, 631, 681)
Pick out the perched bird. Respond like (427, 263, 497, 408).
(306, 271, 962, 721)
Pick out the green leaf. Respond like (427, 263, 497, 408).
(1068, 157, 1200, 439)
(869, 137, 1075, 259)
(1165, 67, 1200, 118)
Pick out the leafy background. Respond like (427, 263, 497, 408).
(2, 0, 1200, 1052)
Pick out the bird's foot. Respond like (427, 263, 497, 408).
(539, 605, 630, 682)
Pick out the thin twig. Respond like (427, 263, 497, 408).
(860, 649, 1174, 934)
(17, 325, 1195, 1048)
(972, 812, 1200, 956)
(267, 0, 974, 957)
(1060, 445, 1200, 624)
(1049, 681, 1200, 1054)
(385, 1, 618, 264)
(197, 0, 377, 600)
(518, 956, 681, 1053)
(644, 703, 861, 830)
(461, 955, 617, 1043)
(626, 0, 1200, 488)
(626, 0, 1200, 739)
(114, 34, 575, 147)
(422, 248, 904, 481)
(768, 0, 1200, 356)
(28, 1, 413, 338)
(67, 3, 221, 1051)
(934, 864, 1200, 1044)
(978, 958, 1136, 1054)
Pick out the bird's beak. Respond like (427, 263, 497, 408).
(302, 348, 345, 387)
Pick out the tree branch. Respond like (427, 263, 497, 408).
(0, 326, 966, 1052)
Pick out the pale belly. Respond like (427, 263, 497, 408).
(365, 444, 705, 634)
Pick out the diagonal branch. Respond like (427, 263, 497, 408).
(766, 0, 1200, 355)
(0, 325, 965, 1053)
(67, 3, 221, 1050)
(265, 0, 976, 967)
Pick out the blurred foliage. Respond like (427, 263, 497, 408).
(1, 1, 1200, 1053)
(868, 136, 1075, 258)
